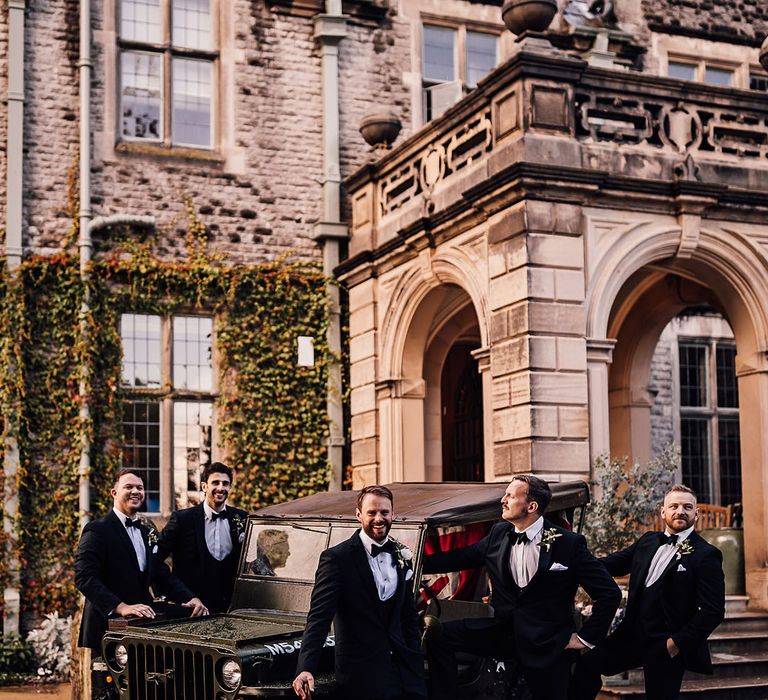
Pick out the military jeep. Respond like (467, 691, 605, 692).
(101, 480, 590, 699)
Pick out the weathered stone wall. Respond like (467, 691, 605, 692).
(649, 333, 675, 458)
(0, 6, 8, 229)
(20, 1, 413, 263)
(641, 0, 768, 44)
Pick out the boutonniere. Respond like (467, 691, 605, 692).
(675, 540, 694, 559)
(390, 539, 413, 573)
(139, 518, 159, 553)
(539, 528, 562, 552)
(231, 514, 246, 542)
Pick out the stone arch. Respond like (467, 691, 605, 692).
(585, 220, 768, 608)
(377, 250, 489, 483)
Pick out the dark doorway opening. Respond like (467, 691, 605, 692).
(441, 344, 484, 481)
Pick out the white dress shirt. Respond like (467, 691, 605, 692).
(204, 502, 233, 561)
(359, 530, 398, 602)
(645, 525, 694, 587)
(114, 508, 146, 572)
(509, 516, 544, 588)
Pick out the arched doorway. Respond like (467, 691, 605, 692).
(441, 343, 484, 481)
(585, 220, 768, 608)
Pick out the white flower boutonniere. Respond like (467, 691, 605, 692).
(390, 539, 413, 577)
(539, 528, 562, 552)
(231, 514, 246, 543)
(140, 519, 160, 554)
(675, 540, 694, 559)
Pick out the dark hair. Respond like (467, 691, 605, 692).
(511, 474, 552, 513)
(666, 484, 697, 502)
(356, 485, 394, 511)
(113, 468, 144, 489)
(201, 462, 233, 483)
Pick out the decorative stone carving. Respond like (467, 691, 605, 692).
(659, 102, 701, 154)
(760, 35, 768, 71)
(501, 0, 558, 35)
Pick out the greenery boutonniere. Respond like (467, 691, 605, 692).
(539, 528, 562, 552)
(676, 540, 694, 559)
(139, 518, 159, 552)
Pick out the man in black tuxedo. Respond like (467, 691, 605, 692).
(570, 484, 726, 700)
(292, 485, 427, 700)
(155, 462, 249, 614)
(423, 474, 621, 700)
(75, 469, 207, 652)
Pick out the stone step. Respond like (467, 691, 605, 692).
(724, 595, 749, 615)
(621, 649, 768, 685)
(598, 675, 768, 699)
(715, 610, 768, 634)
(709, 630, 768, 655)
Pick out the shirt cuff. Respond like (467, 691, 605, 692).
(577, 635, 594, 649)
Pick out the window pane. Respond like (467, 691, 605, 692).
(680, 417, 711, 503)
(173, 0, 212, 50)
(172, 315, 213, 390)
(173, 401, 213, 509)
(466, 31, 497, 88)
(679, 343, 707, 407)
(243, 523, 328, 581)
(172, 58, 212, 148)
(423, 25, 456, 83)
(750, 72, 768, 93)
(121, 313, 162, 387)
(716, 344, 738, 408)
(121, 51, 163, 141)
(668, 61, 696, 81)
(704, 66, 733, 86)
(123, 400, 162, 512)
(120, 0, 162, 43)
(718, 417, 741, 506)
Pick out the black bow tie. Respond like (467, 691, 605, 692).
(125, 519, 141, 529)
(660, 533, 678, 546)
(370, 541, 395, 558)
(211, 511, 227, 521)
(509, 531, 529, 546)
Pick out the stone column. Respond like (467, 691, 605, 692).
(471, 347, 493, 482)
(487, 201, 590, 481)
(586, 338, 616, 464)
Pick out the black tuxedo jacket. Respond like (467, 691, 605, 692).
(296, 531, 426, 699)
(423, 520, 621, 670)
(154, 503, 248, 614)
(601, 531, 725, 673)
(75, 511, 195, 651)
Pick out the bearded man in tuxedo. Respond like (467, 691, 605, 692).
(75, 469, 207, 652)
(423, 474, 621, 700)
(570, 484, 725, 700)
(292, 485, 427, 700)
(155, 462, 249, 614)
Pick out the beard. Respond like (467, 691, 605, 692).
(364, 520, 391, 542)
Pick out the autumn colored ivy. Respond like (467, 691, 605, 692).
(0, 228, 331, 616)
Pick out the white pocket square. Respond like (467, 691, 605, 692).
(405, 569, 413, 581)
(549, 562, 568, 571)
(677, 564, 687, 572)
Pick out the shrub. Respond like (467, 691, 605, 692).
(584, 444, 679, 556)
(0, 634, 34, 686)
(26, 613, 72, 681)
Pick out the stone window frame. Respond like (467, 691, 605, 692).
(419, 15, 502, 122)
(120, 311, 219, 517)
(671, 318, 741, 507)
(98, 0, 240, 165)
(653, 33, 765, 92)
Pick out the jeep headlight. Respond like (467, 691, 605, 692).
(220, 659, 242, 689)
(114, 644, 128, 670)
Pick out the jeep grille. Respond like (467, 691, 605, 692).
(121, 641, 223, 700)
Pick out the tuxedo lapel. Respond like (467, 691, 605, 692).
(523, 524, 554, 592)
(194, 504, 209, 564)
(350, 532, 381, 606)
(108, 511, 143, 575)
(633, 535, 662, 594)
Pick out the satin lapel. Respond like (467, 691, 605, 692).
(523, 528, 554, 592)
(351, 532, 381, 606)
(109, 511, 143, 575)
(659, 532, 697, 582)
(633, 535, 661, 593)
(195, 505, 209, 564)
(227, 510, 242, 555)
(138, 522, 152, 582)
(495, 524, 514, 582)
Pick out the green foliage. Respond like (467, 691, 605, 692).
(0, 224, 332, 615)
(584, 445, 680, 556)
(0, 634, 34, 686)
